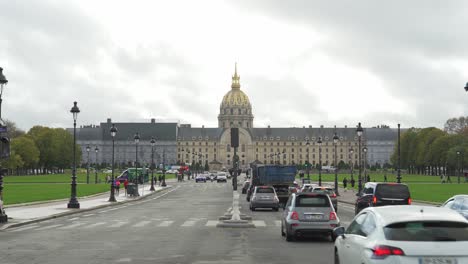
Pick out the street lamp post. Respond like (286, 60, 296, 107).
(457, 150, 461, 184)
(0, 67, 9, 222)
(67, 102, 80, 209)
(317, 137, 322, 186)
(349, 148, 354, 182)
(333, 131, 340, 196)
(94, 146, 99, 184)
(108, 124, 117, 202)
(134, 133, 140, 194)
(150, 137, 156, 191)
(363, 146, 368, 182)
(397, 123, 402, 183)
(161, 148, 167, 187)
(306, 139, 310, 180)
(86, 145, 90, 184)
(356, 122, 364, 194)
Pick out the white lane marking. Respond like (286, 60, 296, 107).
(205, 220, 218, 227)
(252, 220, 266, 227)
(158, 221, 174, 227)
(83, 222, 106, 229)
(9, 225, 39, 232)
(274, 220, 281, 227)
(109, 221, 127, 228)
(83, 214, 95, 217)
(181, 220, 197, 227)
(36, 224, 63, 231)
(68, 217, 79, 221)
(133, 221, 151, 227)
(59, 222, 87, 230)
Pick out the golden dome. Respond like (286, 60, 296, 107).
(220, 63, 252, 109)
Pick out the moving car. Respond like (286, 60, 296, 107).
(333, 206, 468, 264)
(355, 182, 411, 215)
(195, 174, 207, 183)
(282, 192, 339, 242)
(442, 194, 468, 220)
(309, 186, 338, 212)
(217, 172, 227, 183)
(241, 180, 250, 194)
(250, 186, 280, 211)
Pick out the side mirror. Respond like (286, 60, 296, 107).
(332, 226, 346, 241)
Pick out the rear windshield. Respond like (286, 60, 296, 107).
(295, 196, 330, 207)
(384, 221, 468, 241)
(375, 184, 410, 199)
(257, 188, 274, 193)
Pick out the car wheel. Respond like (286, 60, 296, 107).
(285, 229, 294, 242)
(273, 207, 279, 212)
(281, 223, 285, 237)
(334, 249, 340, 264)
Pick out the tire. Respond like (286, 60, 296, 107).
(334, 249, 340, 264)
(286, 229, 294, 242)
(273, 207, 279, 212)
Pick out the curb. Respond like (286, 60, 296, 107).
(0, 186, 171, 231)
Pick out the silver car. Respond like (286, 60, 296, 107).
(249, 186, 280, 211)
(281, 192, 340, 242)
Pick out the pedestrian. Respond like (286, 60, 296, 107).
(384, 174, 387, 182)
(158, 175, 162, 186)
(366, 175, 370, 182)
(124, 179, 129, 196)
(350, 178, 355, 188)
(106, 175, 111, 183)
(342, 177, 348, 189)
(115, 180, 120, 195)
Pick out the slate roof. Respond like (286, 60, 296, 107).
(177, 127, 224, 141)
(366, 128, 399, 142)
(248, 127, 362, 141)
(74, 127, 103, 141)
(100, 122, 178, 141)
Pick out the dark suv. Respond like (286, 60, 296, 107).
(354, 182, 411, 214)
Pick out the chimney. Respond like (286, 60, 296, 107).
(107, 118, 111, 124)
(151, 118, 155, 123)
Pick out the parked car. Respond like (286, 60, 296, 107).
(333, 205, 468, 264)
(195, 174, 207, 183)
(241, 180, 250, 194)
(355, 182, 411, 215)
(282, 192, 339, 242)
(217, 172, 227, 183)
(250, 186, 280, 211)
(442, 194, 468, 220)
(309, 186, 338, 212)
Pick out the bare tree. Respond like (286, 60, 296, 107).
(444, 117, 468, 134)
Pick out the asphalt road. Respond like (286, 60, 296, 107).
(0, 180, 356, 264)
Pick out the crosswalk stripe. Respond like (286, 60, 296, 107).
(59, 222, 86, 230)
(133, 221, 151, 227)
(109, 221, 128, 228)
(205, 220, 218, 227)
(181, 220, 197, 227)
(252, 220, 266, 227)
(36, 224, 63, 231)
(9, 225, 39, 232)
(158, 220, 174, 227)
(83, 222, 106, 229)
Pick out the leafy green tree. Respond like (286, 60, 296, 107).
(3, 150, 24, 171)
(11, 135, 40, 168)
(4, 119, 25, 139)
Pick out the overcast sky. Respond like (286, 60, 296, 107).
(1, 0, 468, 131)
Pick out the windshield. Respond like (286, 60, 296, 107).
(295, 196, 330, 207)
(384, 221, 468, 241)
(375, 184, 410, 199)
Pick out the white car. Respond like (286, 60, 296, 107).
(333, 205, 468, 264)
(217, 172, 228, 182)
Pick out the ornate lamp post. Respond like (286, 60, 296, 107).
(333, 131, 340, 195)
(349, 148, 354, 181)
(150, 137, 156, 191)
(134, 133, 140, 188)
(108, 124, 117, 202)
(457, 150, 461, 184)
(363, 146, 368, 182)
(464, 82, 468, 92)
(0, 67, 8, 222)
(67, 102, 80, 209)
(306, 139, 310, 180)
(397, 123, 402, 183)
(86, 145, 90, 184)
(317, 136, 323, 186)
(94, 146, 99, 184)
(356, 122, 363, 194)
(161, 148, 167, 187)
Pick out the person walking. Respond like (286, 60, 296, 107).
(115, 180, 121, 195)
(383, 174, 387, 182)
(342, 177, 348, 190)
(350, 178, 355, 188)
(124, 179, 129, 196)
(158, 175, 162, 186)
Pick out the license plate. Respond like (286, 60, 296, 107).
(419, 257, 457, 264)
(305, 215, 322, 220)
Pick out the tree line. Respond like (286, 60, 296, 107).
(390, 116, 468, 176)
(3, 120, 81, 175)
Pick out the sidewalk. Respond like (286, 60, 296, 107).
(0, 181, 174, 230)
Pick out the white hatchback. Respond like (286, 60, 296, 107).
(333, 205, 468, 264)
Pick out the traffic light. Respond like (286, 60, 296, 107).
(0, 126, 9, 159)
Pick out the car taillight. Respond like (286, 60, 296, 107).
(408, 198, 412, 204)
(372, 245, 405, 258)
(290, 211, 299, 220)
(372, 196, 377, 204)
(331, 193, 337, 198)
(329, 212, 337, 220)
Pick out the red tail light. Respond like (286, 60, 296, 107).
(329, 212, 337, 221)
(372, 245, 405, 258)
(290, 211, 299, 220)
(408, 198, 412, 205)
(331, 193, 337, 198)
(372, 196, 377, 204)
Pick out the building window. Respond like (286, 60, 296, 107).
(247, 123, 249, 128)
(242, 160, 245, 165)
(256, 154, 258, 159)
(227, 144, 231, 152)
(230, 109, 233, 115)
(227, 159, 231, 165)
(214, 154, 217, 160)
(241, 144, 245, 152)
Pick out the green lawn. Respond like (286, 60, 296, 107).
(3, 172, 177, 183)
(297, 172, 446, 183)
(407, 183, 468, 203)
(3, 184, 110, 205)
